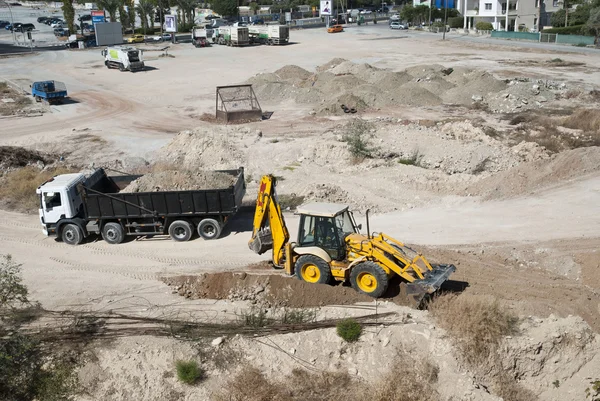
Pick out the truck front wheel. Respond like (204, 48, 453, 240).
(62, 224, 83, 245)
(102, 222, 124, 245)
(197, 218, 222, 240)
(169, 220, 193, 242)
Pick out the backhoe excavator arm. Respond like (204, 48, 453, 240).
(248, 175, 290, 267)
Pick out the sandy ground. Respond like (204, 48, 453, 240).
(1, 18, 600, 401)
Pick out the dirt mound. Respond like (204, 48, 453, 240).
(466, 147, 600, 199)
(301, 183, 350, 204)
(165, 272, 372, 307)
(122, 170, 235, 192)
(273, 65, 312, 81)
(249, 60, 521, 113)
(0, 146, 52, 172)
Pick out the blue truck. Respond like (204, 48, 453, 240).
(31, 81, 67, 105)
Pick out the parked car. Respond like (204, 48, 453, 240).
(377, 6, 389, 12)
(15, 23, 35, 32)
(47, 18, 62, 26)
(390, 21, 407, 30)
(4, 24, 12, 30)
(327, 24, 344, 33)
(80, 14, 92, 21)
(390, 14, 400, 20)
(127, 34, 145, 43)
(54, 28, 69, 37)
(0, 20, 10, 28)
(37, 16, 49, 23)
(50, 21, 64, 28)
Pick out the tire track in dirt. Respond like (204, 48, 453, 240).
(48, 256, 160, 281)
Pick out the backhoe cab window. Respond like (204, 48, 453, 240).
(298, 214, 347, 260)
(44, 192, 62, 209)
(335, 211, 356, 237)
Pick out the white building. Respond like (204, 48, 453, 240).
(456, 0, 561, 31)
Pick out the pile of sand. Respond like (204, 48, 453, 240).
(465, 147, 600, 200)
(122, 170, 235, 192)
(249, 60, 574, 115)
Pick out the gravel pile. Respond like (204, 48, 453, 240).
(122, 170, 235, 192)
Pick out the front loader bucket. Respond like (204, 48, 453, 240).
(404, 263, 456, 307)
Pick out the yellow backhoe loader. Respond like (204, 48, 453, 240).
(248, 175, 456, 303)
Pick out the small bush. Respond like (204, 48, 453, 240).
(429, 294, 518, 365)
(492, 371, 537, 401)
(213, 366, 280, 401)
(371, 353, 440, 401)
(397, 149, 424, 166)
(336, 318, 362, 343)
(175, 360, 203, 385)
(475, 21, 494, 31)
(279, 308, 317, 324)
(342, 118, 377, 161)
(239, 307, 271, 327)
(276, 194, 305, 210)
(448, 16, 463, 29)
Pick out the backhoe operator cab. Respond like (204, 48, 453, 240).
(296, 203, 359, 262)
(249, 175, 456, 302)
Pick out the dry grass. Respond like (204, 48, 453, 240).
(562, 109, 600, 134)
(213, 352, 439, 401)
(0, 166, 77, 213)
(493, 372, 538, 401)
(429, 294, 519, 365)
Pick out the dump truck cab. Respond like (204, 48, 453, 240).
(36, 173, 86, 236)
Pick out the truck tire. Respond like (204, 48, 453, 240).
(197, 218, 222, 240)
(119, 64, 125, 72)
(350, 261, 389, 298)
(295, 255, 332, 284)
(61, 223, 83, 246)
(169, 220, 193, 242)
(102, 222, 125, 245)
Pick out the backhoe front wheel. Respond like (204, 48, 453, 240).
(295, 255, 332, 284)
(350, 261, 389, 298)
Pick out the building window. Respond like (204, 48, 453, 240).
(509, 3, 516, 10)
(553, 0, 558, 5)
(535, 0, 539, 7)
(485, 3, 492, 9)
(502, 2, 507, 12)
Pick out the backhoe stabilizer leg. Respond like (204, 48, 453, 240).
(404, 263, 456, 306)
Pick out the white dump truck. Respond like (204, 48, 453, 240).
(101, 46, 145, 72)
(248, 25, 289, 45)
(212, 26, 249, 46)
(191, 26, 213, 47)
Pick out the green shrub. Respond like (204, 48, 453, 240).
(475, 21, 493, 31)
(175, 360, 203, 385)
(542, 24, 586, 35)
(448, 16, 463, 29)
(342, 119, 377, 161)
(336, 319, 362, 343)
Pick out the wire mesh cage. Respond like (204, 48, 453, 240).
(216, 84, 262, 123)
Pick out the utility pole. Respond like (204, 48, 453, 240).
(442, 0, 447, 39)
(538, 0, 543, 32)
(564, 0, 568, 26)
(428, 0, 432, 27)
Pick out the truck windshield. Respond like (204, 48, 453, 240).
(44, 192, 62, 209)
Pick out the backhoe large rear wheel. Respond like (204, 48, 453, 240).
(350, 261, 389, 298)
(295, 255, 332, 285)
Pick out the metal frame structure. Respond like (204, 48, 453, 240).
(215, 84, 262, 123)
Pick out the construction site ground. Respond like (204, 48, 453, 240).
(1, 25, 599, 401)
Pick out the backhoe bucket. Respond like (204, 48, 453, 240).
(249, 228, 273, 255)
(404, 263, 456, 307)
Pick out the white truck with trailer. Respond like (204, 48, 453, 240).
(248, 25, 289, 45)
(101, 46, 145, 72)
(191, 26, 213, 47)
(212, 26, 249, 46)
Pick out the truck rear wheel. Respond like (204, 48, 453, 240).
(296, 255, 332, 284)
(102, 222, 124, 245)
(62, 224, 83, 246)
(350, 261, 389, 298)
(169, 220, 193, 242)
(197, 218, 222, 240)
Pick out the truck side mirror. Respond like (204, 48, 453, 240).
(357, 224, 362, 230)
